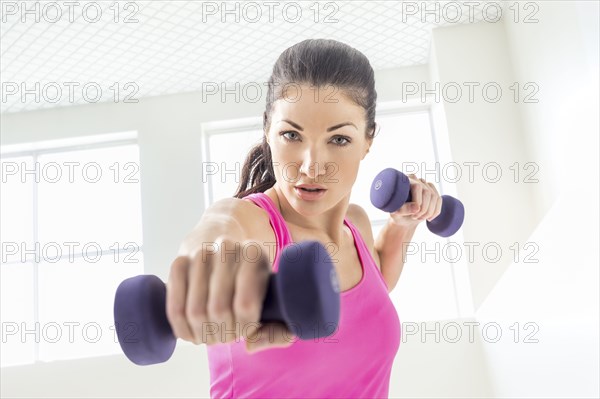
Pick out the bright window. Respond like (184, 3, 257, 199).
(351, 107, 459, 322)
(202, 122, 263, 204)
(0, 132, 144, 367)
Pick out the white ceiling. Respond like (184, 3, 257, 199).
(0, 1, 501, 114)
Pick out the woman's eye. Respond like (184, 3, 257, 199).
(332, 136, 350, 146)
(281, 131, 298, 141)
(280, 131, 350, 147)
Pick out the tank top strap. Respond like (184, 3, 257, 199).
(343, 217, 389, 292)
(242, 192, 292, 272)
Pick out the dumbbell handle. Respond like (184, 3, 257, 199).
(370, 168, 465, 237)
(261, 276, 285, 323)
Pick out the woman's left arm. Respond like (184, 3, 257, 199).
(375, 174, 443, 293)
(375, 220, 418, 293)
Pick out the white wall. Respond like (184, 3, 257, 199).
(502, 1, 600, 217)
(475, 2, 600, 398)
(429, 17, 538, 312)
(0, 343, 208, 398)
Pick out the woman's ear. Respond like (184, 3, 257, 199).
(362, 137, 372, 160)
(362, 126, 375, 159)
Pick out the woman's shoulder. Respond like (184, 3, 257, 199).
(216, 195, 272, 223)
(209, 196, 277, 261)
(346, 204, 371, 241)
(231, 193, 279, 238)
(207, 196, 263, 219)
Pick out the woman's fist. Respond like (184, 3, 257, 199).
(166, 236, 294, 354)
(389, 174, 442, 227)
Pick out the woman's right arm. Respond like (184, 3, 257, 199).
(166, 198, 293, 353)
(176, 198, 250, 258)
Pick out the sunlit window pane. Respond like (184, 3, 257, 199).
(354, 111, 456, 322)
(351, 111, 437, 221)
(207, 129, 263, 201)
(1, 138, 145, 366)
(37, 252, 143, 362)
(1, 156, 34, 258)
(394, 226, 458, 321)
(0, 262, 35, 367)
(37, 145, 143, 251)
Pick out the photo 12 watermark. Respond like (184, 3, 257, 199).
(0, 1, 141, 24)
(402, 81, 540, 104)
(402, 240, 540, 265)
(201, 160, 340, 185)
(401, 320, 541, 344)
(1, 82, 140, 106)
(399, 1, 539, 24)
(197, 1, 340, 24)
(1, 160, 140, 184)
(1, 241, 142, 264)
(200, 81, 345, 104)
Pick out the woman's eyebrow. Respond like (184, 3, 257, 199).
(281, 119, 358, 132)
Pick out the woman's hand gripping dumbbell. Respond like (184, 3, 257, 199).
(370, 168, 465, 237)
(113, 239, 341, 365)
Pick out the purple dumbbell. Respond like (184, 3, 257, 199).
(113, 240, 340, 365)
(370, 167, 465, 237)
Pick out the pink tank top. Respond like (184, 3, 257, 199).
(207, 192, 401, 398)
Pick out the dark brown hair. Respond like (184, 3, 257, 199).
(233, 39, 378, 198)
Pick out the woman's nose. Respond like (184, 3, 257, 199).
(299, 152, 328, 180)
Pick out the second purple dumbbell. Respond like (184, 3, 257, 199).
(113, 240, 341, 365)
(370, 167, 465, 237)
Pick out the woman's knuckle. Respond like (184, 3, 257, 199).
(191, 251, 208, 269)
(234, 297, 261, 320)
(171, 255, 190, 271)
(166, 302, 185, 322)
(208, 301, 231, 320)
(186, 303, 208, 321)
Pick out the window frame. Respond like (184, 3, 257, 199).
(0, 130, 144, 367)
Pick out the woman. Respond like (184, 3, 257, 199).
(168, 38, 442, 398)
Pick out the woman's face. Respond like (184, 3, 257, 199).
(266, 84, 372, 216)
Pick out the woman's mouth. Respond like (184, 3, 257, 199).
(294, 187, 327, 200)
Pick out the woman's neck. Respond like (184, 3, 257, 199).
(266, 185, 349, 247)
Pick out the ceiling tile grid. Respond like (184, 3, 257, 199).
(0, 0, 501, 113)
